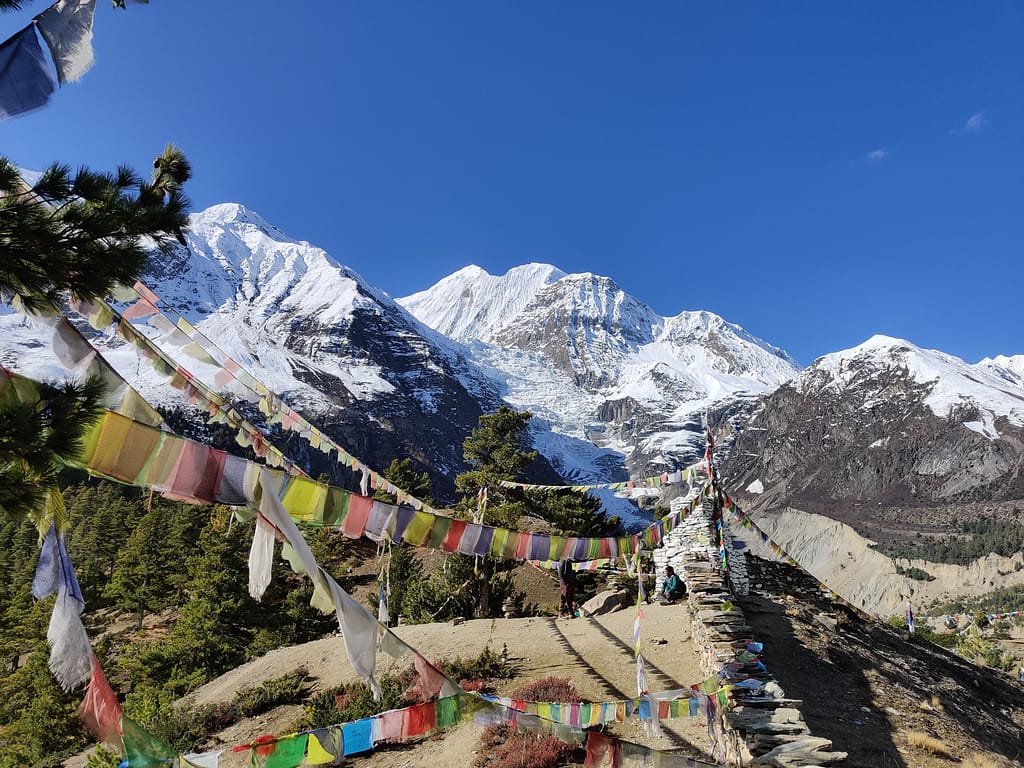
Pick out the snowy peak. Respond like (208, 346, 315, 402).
(149, 203, 387, 330)
(977, 354, 1024, 390)
(398, 263, 565, 342)
(659, 311, 798, 383)
(509, 271, 661, 343)
(803, 335, 1024, 435)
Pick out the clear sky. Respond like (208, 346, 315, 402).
(3, 1, 1022, 366)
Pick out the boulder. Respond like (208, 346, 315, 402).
(580, 590, 631, 616)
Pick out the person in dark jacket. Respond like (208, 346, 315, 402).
(558, 559, 576, 617)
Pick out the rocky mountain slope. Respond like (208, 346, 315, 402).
(722, 335, 1024, 520)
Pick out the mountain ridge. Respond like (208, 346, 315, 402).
(4, 201, 1024, 527)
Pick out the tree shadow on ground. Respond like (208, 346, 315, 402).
(547, 617, 707, 754)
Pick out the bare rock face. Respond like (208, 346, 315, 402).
(721, 336, 1024, 539)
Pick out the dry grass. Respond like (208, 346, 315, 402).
(905, 730, 952, 755)
(966, 753, 1006, 768)
(918, 694, 946, 712)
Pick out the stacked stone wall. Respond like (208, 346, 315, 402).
(668, 493, 846, 767)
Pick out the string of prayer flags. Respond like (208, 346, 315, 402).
(14, 384, 709, 563)
(1, 364, 709, 572)
(481, 687, 716, 727)
(66, 296, 307, 477)
(236, 695, 468, 762)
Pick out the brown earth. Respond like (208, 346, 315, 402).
(66, 553, 1024, 768)
(741, 554, 1024, 768)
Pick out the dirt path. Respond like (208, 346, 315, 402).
(180, 602, 712, 768)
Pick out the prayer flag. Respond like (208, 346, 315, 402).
(324, 573, 379, 698)
(341, 720, 373, 756)
(264, 734, 307, 768)
(403, 701, 436, 738)
(305, 728, 342, 765)
(0, 26, 55, 119)
(35, 0, 96, 83)
(436, 695, 461, 729)
(181, 750, 223, 768)
(121, 716, 177, 768)
(77, 655, 122, 746)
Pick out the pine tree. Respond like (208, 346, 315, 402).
(448, 407, 538, 618)
(537, 489, 621, 538)
(0, 150, 190, 312)
(0, 376, 106, 523)
(105, 504, 176, 629)
(0, 149, 192, 524)
(373, 458, 434, 506)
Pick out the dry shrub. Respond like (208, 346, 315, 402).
(905, 730, 951, 755)
(967, 754, 999, 768)
(475, 677, 584, 768)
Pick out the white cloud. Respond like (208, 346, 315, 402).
(865, 149, 887, 164)
(952, 112, 989, 135)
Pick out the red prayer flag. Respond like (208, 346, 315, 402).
(77, 655, 122, 746)
(402, 701, 436, 739)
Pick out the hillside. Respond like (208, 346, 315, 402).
(62, 550, 1024, 768)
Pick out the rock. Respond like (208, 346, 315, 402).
(750, 737, 847, 767)
(580, 589, 631, 616)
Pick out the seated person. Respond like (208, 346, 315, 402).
(658, 565, 686, 603)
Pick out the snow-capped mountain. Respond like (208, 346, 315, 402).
(400, 267, 799, 481)
(722, 335, 1024, 527)
(399, 263, 566, 343)
(2, 203, 508, 496)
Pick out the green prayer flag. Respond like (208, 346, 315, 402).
(264, 734, 308, 768)
(489, 528, 509, 558)
(436, 695, 461, 729)
(403, 511, 433, 546)
(121, 716, 176, 768)
(425, 517, 451, 549)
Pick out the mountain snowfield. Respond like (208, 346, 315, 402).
(3, 201, 1024, 522)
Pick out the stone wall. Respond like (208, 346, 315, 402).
(669, 493, 846, 767)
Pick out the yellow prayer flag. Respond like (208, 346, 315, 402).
(304, 733, 335, 765)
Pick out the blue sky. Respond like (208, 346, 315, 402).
(3, 1, 1022, 366)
